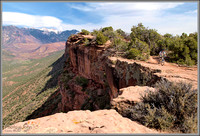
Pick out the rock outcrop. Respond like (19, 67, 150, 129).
(3, 109, 160, 134)
(59, 34, 197, 113)
(106, 57, 161, 99)
(59, 34, 163, 113)
(60, 34, 112, 112)
(111, 86, 156, 118)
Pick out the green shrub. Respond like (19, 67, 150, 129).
(83, 38, 90, 46)
(131, 104, 175, 130)
(131, 79, 197, 133)
(133, 38, 150, 53)
(177, 59, 185, 65)
(81, 29, 90, 35)
(167, 35, 197, 66)
(185, 56, 195, 66)
(129, 23, 197, 66)
(91, 29, 99, 36)
(116, 29, 126, 38)
(102, 26, 113, 32)
(182, 113, 198, 133)
(190, 50, 197, 62)
(115, 29, 131, 40)
(101, 26, 119, 40)
(126, 38, 150, 60)
(96, 32, 108, 45)
(75, 76, 88, 88)
(126, 48, 141, 60)
(113, 38, 129, 52)
(111, 60, 117, 65)
(130, 23, 161, 55)
(103, 30, 118, 39)
(60, 72, 73, 84)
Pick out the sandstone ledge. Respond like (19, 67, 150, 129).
(109, 56, 197, 89)
(111, 86, 156, 118)
(3, 109, 160, 134)
(113, 86, 156, 103)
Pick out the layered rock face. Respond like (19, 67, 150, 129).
(60, 34, 111, 112)
(106, 57, 161, 99)
(59, 34, 162, 113)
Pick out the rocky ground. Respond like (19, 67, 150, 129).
(110, 56, 198, 89)
(3, 109, 162, 134)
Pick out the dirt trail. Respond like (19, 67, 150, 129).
(110, 56, 198, 89)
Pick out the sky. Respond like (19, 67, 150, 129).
(2, 2, 198, 35)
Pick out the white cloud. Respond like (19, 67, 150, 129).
(3, 11, 101, 32)
(97, 11, 197, 35)
(154, 14, 197, 35)
(3, 12, 63, 29)
(185, 9, 197, 14)
(3, 2, 197, 35)
(67, 2, 197, 35)
(70, 2, 184, 14)
(68, 2, 197, 35)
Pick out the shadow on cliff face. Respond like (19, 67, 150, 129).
(25, 54, 66, 120)
(25, 89, 62, 120)
(36, 54, 65, 96)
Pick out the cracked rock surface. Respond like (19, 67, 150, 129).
(3, 109, 160, 134)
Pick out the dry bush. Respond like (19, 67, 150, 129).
(131, 79, 197, 133)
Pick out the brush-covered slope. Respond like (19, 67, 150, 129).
(2, 50, 65, 129)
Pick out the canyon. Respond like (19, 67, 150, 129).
(3, 33, 198, 134)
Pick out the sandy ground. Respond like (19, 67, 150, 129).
(110, 56, 198, 89)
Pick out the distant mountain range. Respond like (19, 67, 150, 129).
(2, 25, 79, 46)
(2, 25, 79, 59)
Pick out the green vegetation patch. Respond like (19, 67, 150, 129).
(96, 31, 109, 45)
(75, 76, 89, 89)
(81, 29, 90, 35)
(83, 38, 90, 46)
(81, 24, 197, 65)
(2, 50, 64, 129)
(126, 48, 141, 60)
(130, 79, 197, 133)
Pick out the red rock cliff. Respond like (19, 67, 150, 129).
(60, 34, 112, 112)
(59, 34, 162, 113)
